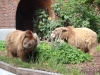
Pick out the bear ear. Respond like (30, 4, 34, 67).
(25, 30, 33, 38)
(62, 28, 68, 32)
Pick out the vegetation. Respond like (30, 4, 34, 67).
(97, 45, 100, 51)
(0, 40, 92, 75)
(0, 56, 32, 68)
(51, 0, 100, 41)
(34, 42, 92, 64)
(0, 0, 100, 75)
(0, 40, 6, 50)
(0, 41, 92, 64)
(0, 54, 86, 75)
(32, 0, 100, 41)
(33, 9, 62, 39)
(33, 9, 50, 38)
(52, 0, 100, 28)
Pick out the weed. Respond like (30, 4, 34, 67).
(35, 42, 92, 64)
(0, 41, 92, 75)
(0, 40, 6, 51)
(97, 45, 100, 51)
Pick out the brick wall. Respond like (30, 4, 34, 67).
(0, 0, 7, 28)
(0, 0, 19, 29)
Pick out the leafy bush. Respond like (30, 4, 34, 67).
(33, 9, 63, 39)
(33, 9, 50, 37)
(93, 0, 100, 8)
(0, 41, 6, 50)
(0, 41, 92, 74)
(51, 0, 100, 41)
(97, 45, 100, 51)
(52, 0, 100, 28)
(0, 54, 86, 75)
(35, 42, 92, 64)
(0, 40, 92, 64)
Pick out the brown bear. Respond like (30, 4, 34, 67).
(51, 26, 98, 56)
(6, 30, 39, 62)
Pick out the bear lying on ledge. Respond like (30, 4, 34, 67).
(51, 26, 98, 56)
(6, 30, 38, 62)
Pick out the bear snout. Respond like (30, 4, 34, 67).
(51, 33, 55, 38)
(23, 47, 28, 50)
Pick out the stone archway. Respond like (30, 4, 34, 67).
(16, 0, 56, 31)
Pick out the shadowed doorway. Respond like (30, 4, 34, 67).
(16, 0, 55, 32)
(16, 0, 36, 31)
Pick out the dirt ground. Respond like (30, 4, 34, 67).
(66, 51, 100, 75)
(81, 52, 100, 75)
(1, 49, 100, 75)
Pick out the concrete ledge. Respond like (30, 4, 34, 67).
(0, 61, 16, 74)
(0, 61, 62, 75)
(0, 29, 15, 40)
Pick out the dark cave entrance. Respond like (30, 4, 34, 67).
(16, 0, 55, 32)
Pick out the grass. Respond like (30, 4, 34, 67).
(97, 45, 100, 51)
(0, 40, 6, 50)
(0, 40, 95, 75)
(0, 55, 32, 68)
(0, 55, 86, 75)
(35, 42, 92, 64)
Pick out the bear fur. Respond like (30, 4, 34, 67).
(6, 30, 39, 62)
(51, 26, 98, 56)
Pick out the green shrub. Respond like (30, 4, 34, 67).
(33, 9, 50, 37)
(0, 41, 6, 50)
(51, 0, 100, 41)
(52, 0, 100, 28)
(0, 54, 85, 75)
(97, 45, 100, 51)
(33, 9, 63, 39)
(35, 42, 92, 64)
(0, 41, 91, 75)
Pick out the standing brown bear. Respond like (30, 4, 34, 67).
(6, 30, 38, 62)
(51, 26, 98, 56)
